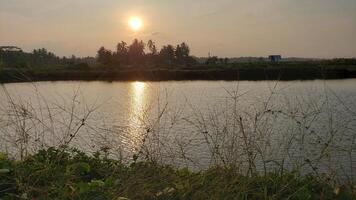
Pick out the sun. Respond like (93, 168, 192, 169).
(129, 17, 142, 31)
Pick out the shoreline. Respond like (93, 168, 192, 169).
(1, 68, 356, 83)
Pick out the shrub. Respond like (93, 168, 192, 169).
(0, 148, 354, 199)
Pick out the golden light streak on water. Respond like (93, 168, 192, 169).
(128, 81, 147, 149)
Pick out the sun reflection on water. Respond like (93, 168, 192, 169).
(128, 81, 147, 148)
(133, 81, 145, 93)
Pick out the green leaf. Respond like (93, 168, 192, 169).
(89, 180, 105, 187)
(65, 162, 91, 176)
(0, 168, 10, 174)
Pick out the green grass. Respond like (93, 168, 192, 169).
(1, 148, 355, 199)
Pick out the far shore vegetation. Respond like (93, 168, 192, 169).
(1, 40, 356, 83)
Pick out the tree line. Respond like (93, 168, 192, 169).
(2, 44, 356, 71)
(97, 39, 196, 67)
(0, 46, 95, 69)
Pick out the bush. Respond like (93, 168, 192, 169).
(0, 148, 354, 199)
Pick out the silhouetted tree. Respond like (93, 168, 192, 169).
(206, 56, 218, 65)
(175, 42, 196, 65)
(128, 39, 145, 64)
(117, 41, 128, 55)
(146, 40, 158, 65)
(94, 40, 197, 67)
(1, 46, 93, 68)
(147, 40, 158, 55)
(114, 41, 128, 65)
(31, 48, 59, 66)
(175, 44, 184, 64)
(159, 45, 175, 66)
(97, 47, 113, 65)
(224, 58, 229, 65)
(0, 47, 28, 68)
(219, 58, 224, 64)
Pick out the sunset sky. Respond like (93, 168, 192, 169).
(1, 0, 355, 58)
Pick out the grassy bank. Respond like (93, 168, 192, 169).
(0, 148, 355, 200)
(1, 61, 356, 83)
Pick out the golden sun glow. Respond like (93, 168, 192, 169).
(129, 81, 147, 143)
(133, 81, 145, 91)
(129, 17, 142, 31)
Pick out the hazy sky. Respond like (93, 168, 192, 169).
(1, 0, 355, 58)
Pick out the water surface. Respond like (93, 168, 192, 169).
(0, 80, 355, 180)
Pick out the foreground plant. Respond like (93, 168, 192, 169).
(0, 148, 354, 200)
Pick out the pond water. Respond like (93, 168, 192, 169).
(0, 80, 355, 181)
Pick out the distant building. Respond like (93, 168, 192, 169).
(268, 55, 282, 62)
